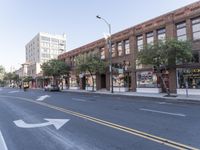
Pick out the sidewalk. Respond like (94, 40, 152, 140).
(62, 89, 200, 103)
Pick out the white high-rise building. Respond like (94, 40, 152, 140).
(26, 32, 66, 64)
(25, 32, 66, 77)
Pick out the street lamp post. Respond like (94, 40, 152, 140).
(96, 15, 113, 93)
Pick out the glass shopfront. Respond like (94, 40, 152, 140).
(177, 68, 200, 89)
(113, 74, 125, 87)
(69, 76, 79, 87)
(86, 75, 96, 87)
(137, 71, 159, 88)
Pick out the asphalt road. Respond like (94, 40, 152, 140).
(0, 87, 200, 150)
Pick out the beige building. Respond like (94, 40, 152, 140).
(25, 32, 66, 77)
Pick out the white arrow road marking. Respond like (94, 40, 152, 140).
(0, 130, 8, 150)
(157, 102, 172, 105)
(72, 98, 86, 102)
(8, 91, 20, 93)
(36, 95, 50, 101)
(13, 119, 70, 130)
(140, 108, 186, 117)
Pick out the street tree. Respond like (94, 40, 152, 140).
(75, 52, 106, 91)
(3, 72, 19, 86)
(0, 65, 5, 86)
(41, 59, 70, 85)
(137, 38, 192, 96)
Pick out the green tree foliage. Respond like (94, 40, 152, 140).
(23, 76, 33, 82)
(137, 38, 192, 95)
(75, 52, 106, 91)
(3, 72, 19, 86)
(0, 65, 5, 86)
(41, 59, 70, 85)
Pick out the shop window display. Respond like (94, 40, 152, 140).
(113, 74, 125, 87)
(137, 71, 159, 88)
(69, 77, 79, 87)
(86, 75, 96, 87)
(177, 68, 200, 89)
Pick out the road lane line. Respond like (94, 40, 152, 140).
(0, 95, 198, 150)
(72, 98, 86, 102)
(157, 102, 172, 105)
(140, 108, 186, 117)
(8, 91, 20, 94)
(0, 130, 8, 150)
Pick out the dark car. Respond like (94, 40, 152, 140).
(44, 84, 60, 92)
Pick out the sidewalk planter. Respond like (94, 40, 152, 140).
(69, 86, 80, 90)
(177, 89, 200, 95)
(136, 88, 162, 93)
(113, 87, 129, 92)
(86, 86, 96, 91)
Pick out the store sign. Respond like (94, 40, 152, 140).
(192, 69, 200, 73)
(118, 69, 124, 74)
(183, 68, 200, 79)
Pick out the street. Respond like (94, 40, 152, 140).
(0, 88, 200, 150)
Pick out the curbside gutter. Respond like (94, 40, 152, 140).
(61, 89, 200, 105)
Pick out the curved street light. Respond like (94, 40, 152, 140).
(96, 15, 113, 93)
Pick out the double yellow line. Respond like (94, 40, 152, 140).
(1, 95, 199, 150)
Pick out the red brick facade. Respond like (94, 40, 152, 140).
(59, 1, 200, 94)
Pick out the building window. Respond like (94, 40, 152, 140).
(111, 44, 116, 57)
(41, 36, 50, 41)
(124, 40, 130, 54)
(137, 35, 143, 51)
(146, 32, 154, 45)
(192, 17, 200, 40)
(157, 28, 166, 41)
(117, 42, 123, 56)
(176, 22, 187, 41)
(192, 51, 200, 63)
(100, 47, 105, 59)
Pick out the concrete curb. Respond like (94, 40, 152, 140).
(61, 90, 200, 105)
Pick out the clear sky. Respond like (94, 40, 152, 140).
(0, 0, 198, 72)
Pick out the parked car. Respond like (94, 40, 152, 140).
(44, 84, 60, 92)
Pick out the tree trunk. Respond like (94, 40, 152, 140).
(91, 74, 95, 92)
(158, 73, 170, 96)
(53, 76, 57, 85)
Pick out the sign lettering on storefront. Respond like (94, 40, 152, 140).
(192, 69, 200, 73)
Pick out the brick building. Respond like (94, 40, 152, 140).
(58, 1, 200, 95)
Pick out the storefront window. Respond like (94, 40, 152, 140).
(113, 74, 125, 87)
(137, 71, 159, 88)
(70, 77, 79, 87)
(177, 68, 200, 89)
(86, 75, 96, 87)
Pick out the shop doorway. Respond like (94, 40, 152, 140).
(101, 74, 106, 89)
(82, 76, 86, 90)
